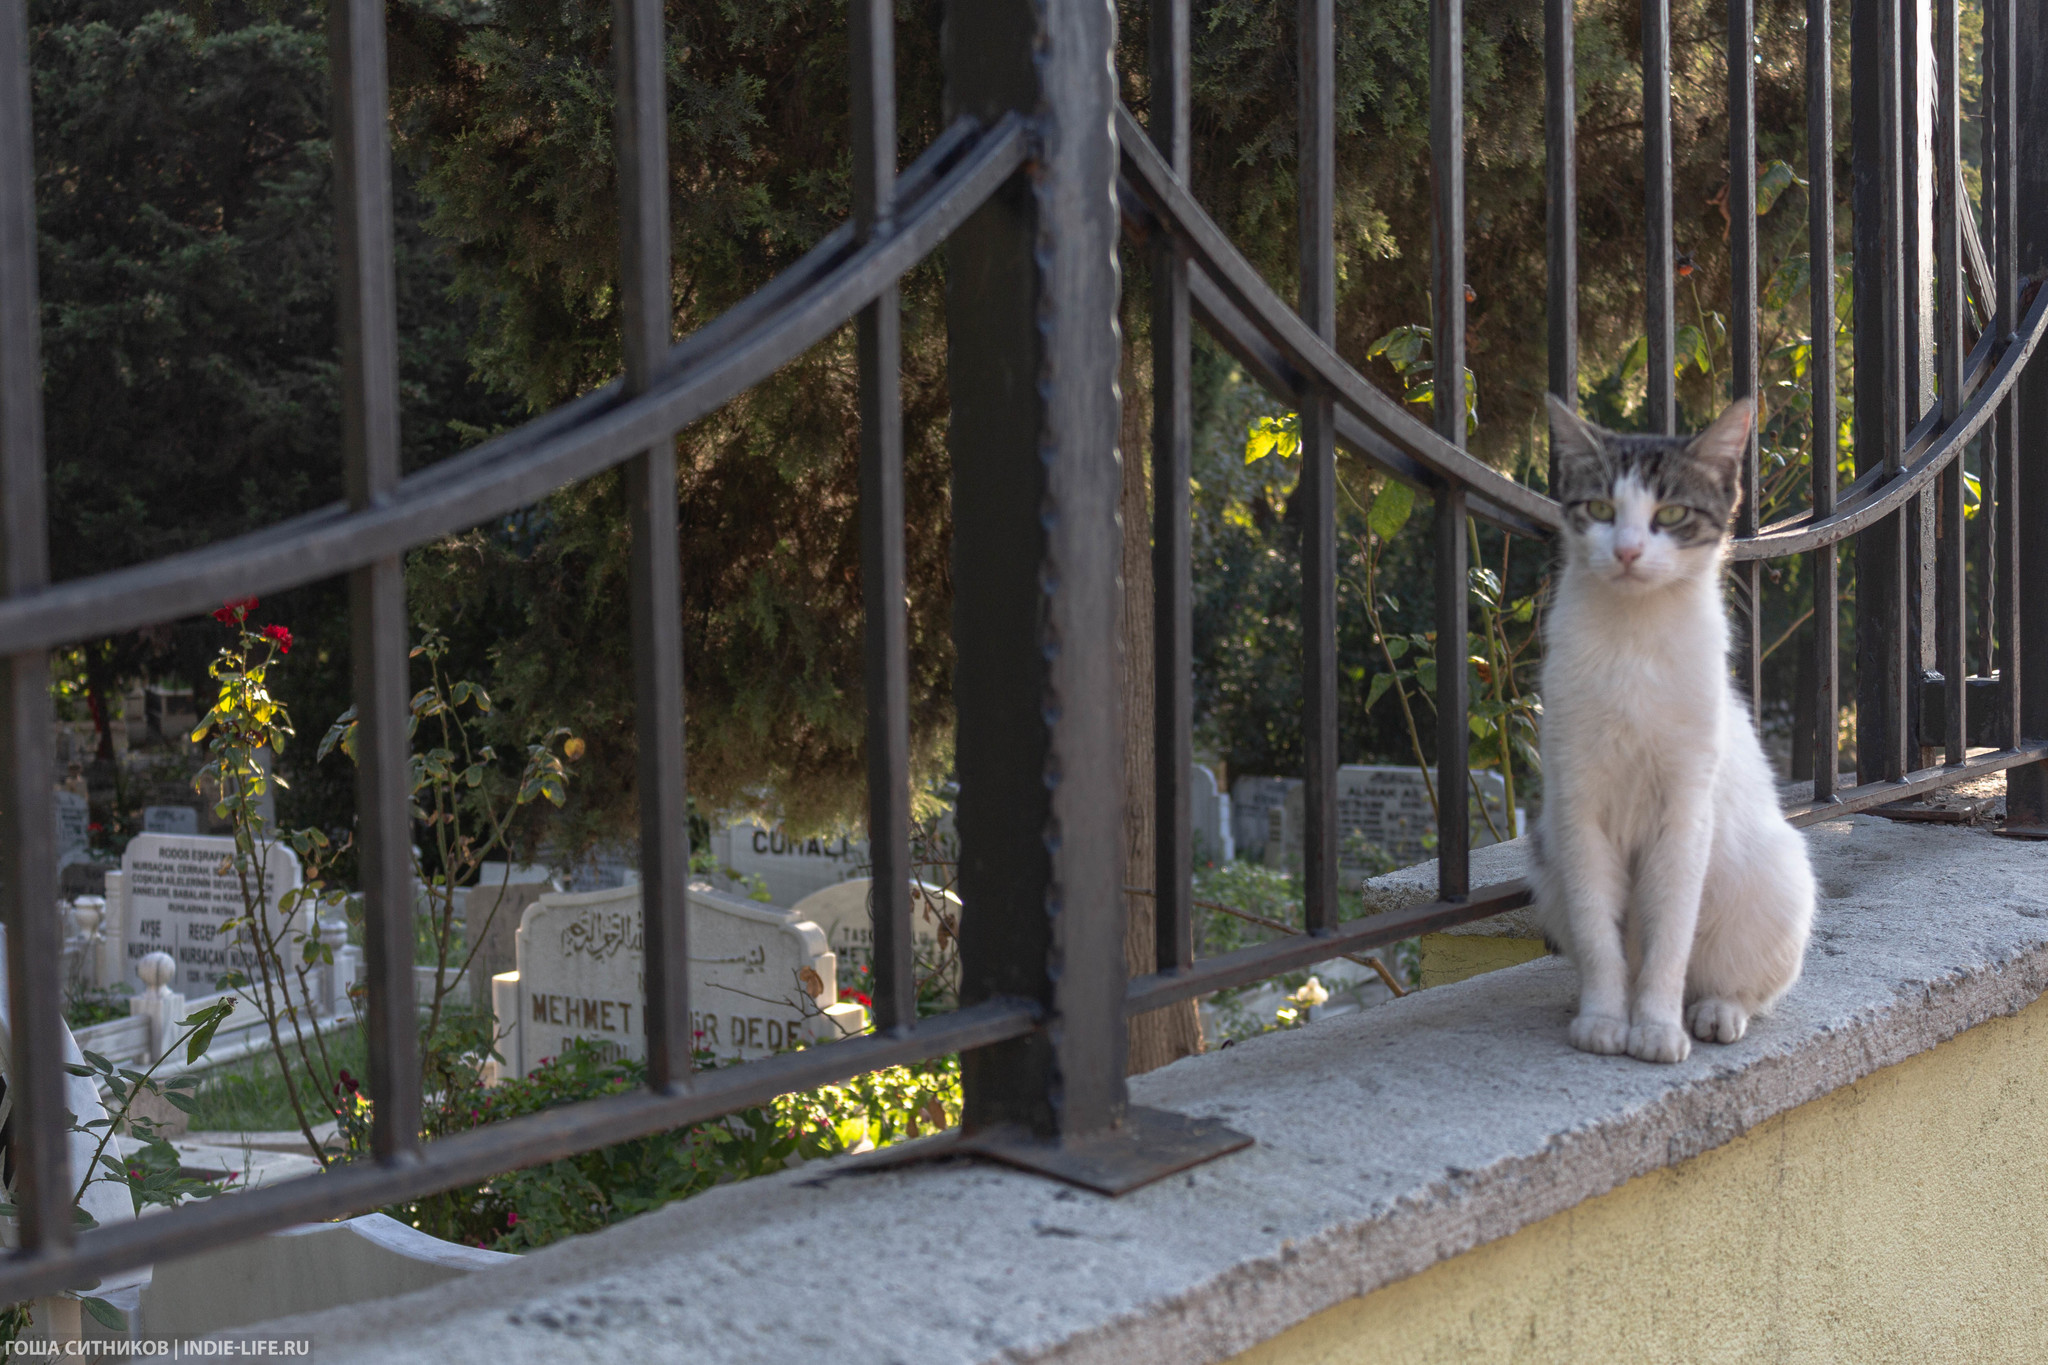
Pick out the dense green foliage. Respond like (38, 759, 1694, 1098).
(29, 0, 517, 841)
(33, 0, 1896, 831)
(388, 0, 1857, 826)
(327, 1036, 960, 1252)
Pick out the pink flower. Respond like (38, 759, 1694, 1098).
(507, 1211, 518, 1227)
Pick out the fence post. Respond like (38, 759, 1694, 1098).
(0, 0, 70, 1255)
(2006, 0, 2048, 832)
(943, 0, 1247, 1191)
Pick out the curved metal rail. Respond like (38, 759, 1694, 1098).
(1120, 96, 2047, 577)
(1729, 289, 2047, 560)
(1115, 104, 1562, 536)
(0, 113, 1027, 657)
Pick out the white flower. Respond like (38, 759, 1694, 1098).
(1289, 976, 1330, 1009)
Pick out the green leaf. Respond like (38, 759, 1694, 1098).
(161, 1091, 197, 1114)
(1618, 335, 1649, 385)
(1762, 253, 1812, 310)
(1365, 672, 1395, 712)
(63, 1063, 95, 1077)
(1382, 635, 1410, 661)
(186, 1006, 231, 1064)
(1674, 324, 1711, 376)
(1755, 158, 1807, 216)
(80, 1296, 126, 1332)
(80, 1049, 111, 1073)
(1367, 479, 1415, 542)
(73, 1205, 98, 1230)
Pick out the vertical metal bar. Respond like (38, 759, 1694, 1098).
(1433, 490, 1469, 898)
(1808, 0, 1839, 800)
(2009, 0, 2048, 829)
(1934, 0, 1964, 766)
(946, 0, 1126, 1137)
(1852, 0, 1910, 784)
(1298, 0, 1338, 936)
(1903, 0, 1937, 765)
(853, 0, 914, 1032)
(614, 0, 691, 1084)
(1149, 0, 1194, 974)
(1545, 0, 1577, 452)
(332, 0, 420, 1160)
(0, 0, 66, 1253)
(1989, 0, 2019, 756)
(1432, 0, 1469, 898)
(1977, 0, 2001, 698)
(1642, 0, 1676, 434)
(1729, 0, 1761, 717)
(1881, 0, 1911, 783)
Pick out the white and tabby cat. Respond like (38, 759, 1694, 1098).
(1531, 395, 1813, 1064)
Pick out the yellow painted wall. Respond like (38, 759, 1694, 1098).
(1416, 933, 1550, 988)
(1231, 989, 2048, 1365)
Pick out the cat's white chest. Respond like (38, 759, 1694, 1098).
(1540, 580, 1729, 819)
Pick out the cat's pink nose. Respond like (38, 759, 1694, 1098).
(1614, 542, 1644, 567)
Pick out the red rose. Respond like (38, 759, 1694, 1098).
(840, 989, 873, 1009)
(263, 624, 293, 654)
(212, 596, 259, 625)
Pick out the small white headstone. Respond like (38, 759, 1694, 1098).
(498, 882, 848, 1077)
(53, 789, 89, 868)
(787, 878, 958, 977)
(143, 805, 200, 836)
(711, 824, 868, 908)
(120, 833, 302, 993)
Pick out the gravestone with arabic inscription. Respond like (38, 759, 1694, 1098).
(494, 882, 854, 1077)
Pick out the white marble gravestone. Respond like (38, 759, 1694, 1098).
(787, 878, 959, 977)
(491, 882, 858, 1078)
(1269, 766, 1512, 882)
(709, 824, 868, 909)
(53, 789, 89, 868)
(118, 833, 302, 993)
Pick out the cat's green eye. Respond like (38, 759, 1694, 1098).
(1585, 499, 1616, 522)
(1654, 504, 1688, 527)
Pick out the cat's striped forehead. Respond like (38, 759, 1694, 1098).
(1554, 430, 1740, 531)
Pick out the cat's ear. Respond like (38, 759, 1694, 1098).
(1546, 394, 1603, 486)
(1686, 398, 1754, 495)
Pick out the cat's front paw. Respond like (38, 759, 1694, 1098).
(1568, 1013, 1630, 1055)
(1685, 998, 1749, 1044)
(1626, 1020, 1691, 1064)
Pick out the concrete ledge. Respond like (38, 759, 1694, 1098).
(238, 816, 2048, 1362)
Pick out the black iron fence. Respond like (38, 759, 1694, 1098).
(0, 0, 2042, 1306)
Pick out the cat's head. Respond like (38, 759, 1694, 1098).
(1545, 395, 1752, 593)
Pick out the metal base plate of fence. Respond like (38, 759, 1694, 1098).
(958, 1105, 1254, 1197)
